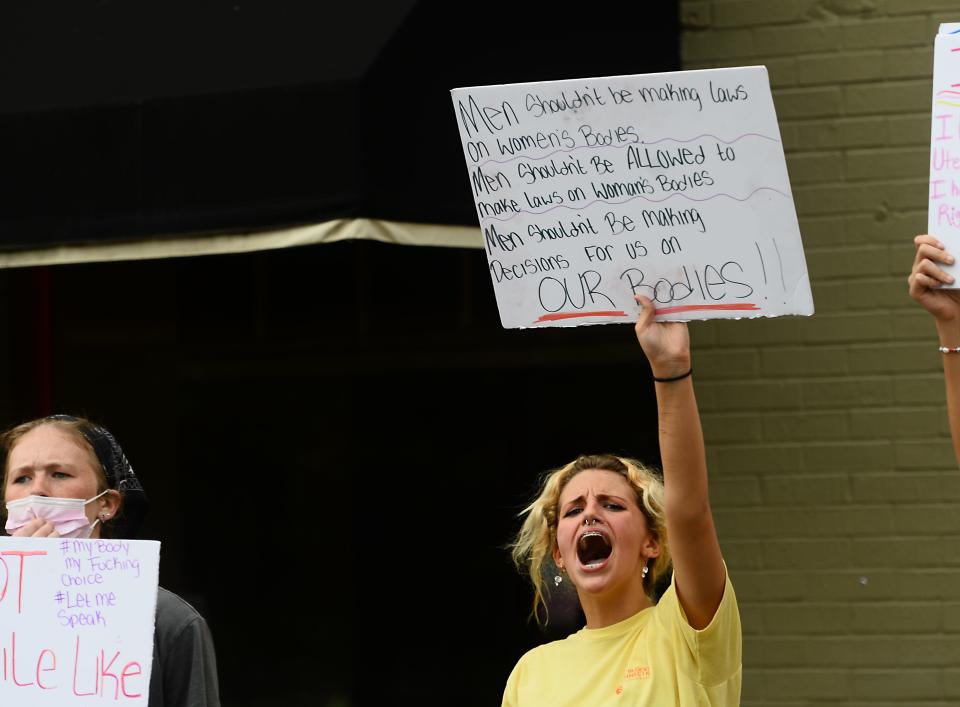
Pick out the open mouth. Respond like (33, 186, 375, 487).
(577, 531, 612, 568)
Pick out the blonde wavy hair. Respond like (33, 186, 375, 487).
(510, 454, 670, 623)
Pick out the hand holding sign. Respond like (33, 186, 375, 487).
(451, 67, 814, 328)
(634, 295, 691, 380)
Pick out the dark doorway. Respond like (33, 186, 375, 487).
(1, 240, 662, 705)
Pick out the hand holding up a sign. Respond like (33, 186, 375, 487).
(451, 67, 814, 328)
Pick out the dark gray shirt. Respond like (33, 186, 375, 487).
(149, 587, 220, 707)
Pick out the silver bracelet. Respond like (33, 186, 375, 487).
(939, 346, 960, 353)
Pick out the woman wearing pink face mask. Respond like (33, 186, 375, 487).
(1, 415, 220, 707)
(502, 296, 742, 707)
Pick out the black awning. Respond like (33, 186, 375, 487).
(0, 0, 679, 251)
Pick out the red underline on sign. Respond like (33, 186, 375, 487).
(536, 310, 629, 322)
(656, 303, 761, 315)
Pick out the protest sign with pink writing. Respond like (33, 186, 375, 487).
(0, 538, 159, 706)
(929, 23, 960, 285)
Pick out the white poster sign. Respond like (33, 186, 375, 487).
(451, 67, 814, 327)
(0, 538, 160, 706)
(929, 23, 960, 286)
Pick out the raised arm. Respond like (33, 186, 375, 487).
(909, 234, 960, 466)
(635, 295, 725, 629)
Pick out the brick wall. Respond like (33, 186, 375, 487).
(682, 2, 960, 704)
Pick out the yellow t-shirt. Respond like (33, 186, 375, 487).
(501, 573, 741, 706)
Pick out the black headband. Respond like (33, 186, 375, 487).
(47, 415, 149, 537)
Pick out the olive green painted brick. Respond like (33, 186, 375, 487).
(761, 474, 850, 505)
(794, 181, 923, 217)
(763, 410, 850, 441)
(846, 147, 929, 181)
(796, 310, 892, 342)
(713, 506, 899, 539)
(934, 11, 960, 30)
(844, 80, 933, 115)
(772, 86, 843, 119)
(746, 635, 960, 667)
(894, 506, 960, 535)
(680, 1, 711, 29)
(762, 538, 852, 568)
(790, 116, 887, 150)
(701, 412, 764, 443)
(784, 150, 844, 183)
(740, 639, 808, 670)
(887, 0, 960, 13)
(796, 214, 846, 246)
(842, 277, 916, 310)
(728, 505, 960, 539)
(696, 347, 761, 377)
(843, 209, 926, 244)
(849, 342, 941, 373)
(805, 568, 960, 601)
(939, 539, 960, 565)
(893, 375, 948, 404)
(943, 604, 960, 630)
(709, 475, 763, 505)
(680, 3, 960, 700)
(777, 121, 800, 151)
(841, 17, 930, 50)
(762, 345, 850, 375)
(853, 536, 947, 567)
(802, 377, 892, 408)
(760, 602, 852, 633)
(713, 0, 805, 28)
(803, 441, 895, 471)
(891, 239, 932, 274)
(740, 637, 806, 668)
(723, 539, 765, 570)
(733, 570, 807, 600)
(762, 56, 798, 88)
(888, 113, 939, 147)
(852, 472, 960, 502)
(945, 669, 960, 700)
(833, 702, 959, 707)
(684, 28, 756, 62)
(809, 281, 847, 310)
(754, 24, 843, 56)
(851, 670, 944, 699)
(689, 320, 717, 347)
(753, 670, 848, 699)
(851, 602, 945, 632)
(894, 310, 943, 339)
(894, 439, 957, 469)
(888, 179, 932, 209)
(797, 51, 885, 86)
(698, 380, 803, 411)
(716, 444, 805, 473)
(711, 316, 801, 346)
(850, 407, 948, 439)
(885, 47, 936, 80)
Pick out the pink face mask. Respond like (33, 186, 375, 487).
(4, 490, 108, 538)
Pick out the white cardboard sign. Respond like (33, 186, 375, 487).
(0, 538, 160, 706)
(451, 67, 814, 327)
(929, 23, 960, 285)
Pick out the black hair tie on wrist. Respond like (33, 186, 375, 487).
(653, 367, 693, 383)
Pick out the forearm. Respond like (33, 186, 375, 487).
(656, 377, 709, 513)
(936, 319, 960, 467)
(655, 374, 725, 627)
